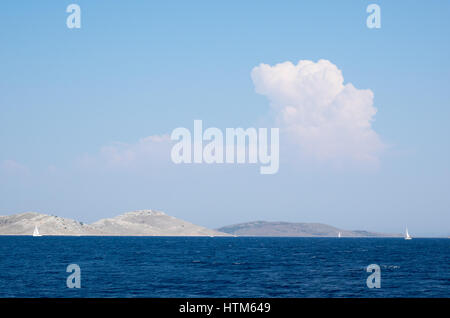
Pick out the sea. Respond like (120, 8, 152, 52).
(0, 236, 448, 298)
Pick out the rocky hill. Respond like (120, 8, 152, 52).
(0, 210, 228, 236)
(90, 210, 227, 236)
(0, 212, 98, 236)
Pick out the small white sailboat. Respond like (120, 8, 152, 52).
(404, 227, 412, 240)
(32, 225, 42, 237)
(338, 232, 341, 238)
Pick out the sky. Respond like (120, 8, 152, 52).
(0, 1, 449, 236)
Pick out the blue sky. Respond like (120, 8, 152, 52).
(0, 1, 449, 236)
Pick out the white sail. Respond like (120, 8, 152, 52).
(405, 227, 412, 240)
(32, 226, 42, 237)
(338, 232, 341, 238)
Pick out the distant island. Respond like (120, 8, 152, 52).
(216, 221, 401, 237)
(0, 211, 401, 237)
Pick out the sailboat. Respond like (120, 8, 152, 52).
(338, 232, 341, 238)
(404, 227, 412, 240)
(32, 225, 42, 237)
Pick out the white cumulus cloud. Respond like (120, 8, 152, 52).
(251, 59, 385, 165)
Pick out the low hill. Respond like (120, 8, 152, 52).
(0, 212, 98, 236)
(217, 221, 400, 237)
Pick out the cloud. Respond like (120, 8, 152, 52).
(77, 134, 172, 171)
(0, 160, 29, 176)
(251, 59, 385, 165)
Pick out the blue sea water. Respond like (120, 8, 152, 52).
(0, 237, 448, 298)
